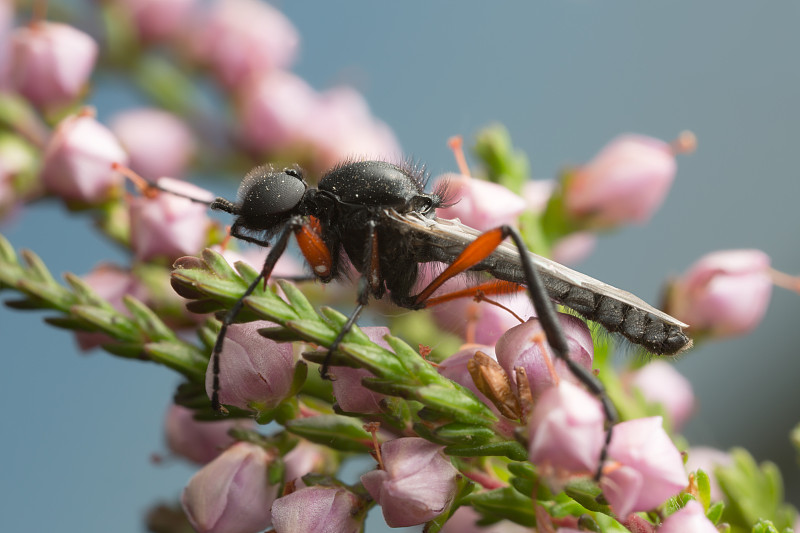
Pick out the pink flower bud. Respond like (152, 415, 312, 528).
(237, 71, 319, 153)
(110, 108, 195, 180)
(564, 135, 677, 227)
(667, 249, 772, 337)
(659, 500, 718, 533)
(361, 438, 459, 527)
(271, 485, 364, 533)
(9, 22, 98, 111)
(0, 2, 12, 88)
(685, 446, 732, 502)
(181, 441, 278, 533)
(522, 178, 556, 214)
(600, 417, 688, 518)
(551, 232, 596, 266)
(435, 173, 527, 231)
(164, 404, 255, 465)
(115, 0, 196, 42)
(495, 314, 593, 397)
(625, 361, 694, 430)
(204, 321, 295, 411)
(75, 264, 148, 350)
(304, 86, 402, 171)
(331, 327, 392, 414)
(41, 112, 127, 204)
(283, 440, 332, 483)
(128, 177, 212, 261)
(528, 381, 605, 480)
(189, 0, 298, 88)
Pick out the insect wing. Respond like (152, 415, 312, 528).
(381, 209, 688, 330)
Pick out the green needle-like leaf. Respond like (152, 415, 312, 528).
(465, 487, 537, 527)
(123, 295, 177, 342)
(285, 414, 372, 452)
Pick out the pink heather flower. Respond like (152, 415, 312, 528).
(438, 346, 519, 435)
(659, 500, 718, 533)
(564, 134, 677, 227)
(435, 173, 527, 231)
(667, 249, 772, 337)
(40, 111, 127, 204)
(522, 178, 556, 213)
(237, 71, 319, 153)
(361, 437, 459, 527)
(164, 404, 255, 465)
(626, 361, 695, 430)
(305, 86, 402, 171)
(271, 485, 364, 533)
(438, 345, 498, 405)
(115, 0, 196, 42)
(551, 232, 597, 266)
(75, 264, 148, 350)
(181, 441, 278, 533)
(9, 22, 98, 111)
(528, 381, 606, 480)
(283, 440, 332, 483)
(600, 417, 688, 518)
(431, 283, 533, 346)
(0, 1, 12, 88)
(441, 506, 531, 533)
(189, 0, 298, 88)
(128, 177, 212, 261)
(331, 327, 392, 414)
(685, 446, 732, 502)
(495, 314, 593, 397)
(110, 108, 195, 180)
(204, 321, 295, 411)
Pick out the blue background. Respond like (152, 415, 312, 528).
(2, 1, 800, 532)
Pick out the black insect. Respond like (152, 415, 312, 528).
(175, 160, 691, 455)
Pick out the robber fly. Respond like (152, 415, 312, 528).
(176, 159, 690, 418)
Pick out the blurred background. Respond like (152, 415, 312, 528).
(2, 1, 799, 532)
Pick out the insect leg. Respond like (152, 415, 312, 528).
(503, 226, 616, 478)
(210, 217, 300, 412)
(320, 219, 379, 379)
(229, 221, 272, 247)
(413, 225, 616, 479)
(420, 279, 525, 307)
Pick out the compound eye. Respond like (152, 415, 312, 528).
(411, 196, 435, 214)
(238, 165, 307, 217)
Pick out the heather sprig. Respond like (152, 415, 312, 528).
(0, 232, 208, 381)
(3, 1, 800, 531)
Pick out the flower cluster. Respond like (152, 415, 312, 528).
(1, 2, 798, 533)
